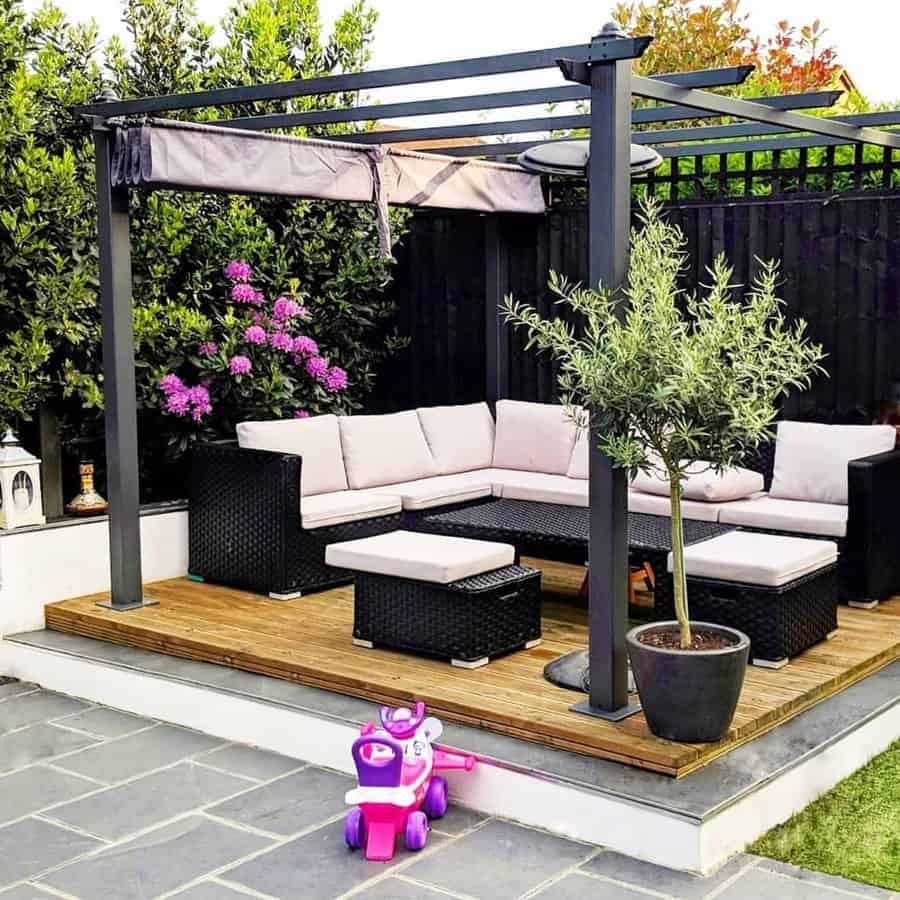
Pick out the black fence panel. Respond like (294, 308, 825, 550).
(370, 192, 900, 423)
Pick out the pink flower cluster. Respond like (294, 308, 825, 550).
(231, 283, 264, 306)
(160, 375, 212, 421)
(269, 332, 293, 353)
(224, 260, 253, 282)
(323, 366, 348, 392)
(272, 297, 308, 321)
(229, 355, 252, 375)
(244, 325, 267, 345)
(198, 341, 219, 357)
(292, 336, 318, 358)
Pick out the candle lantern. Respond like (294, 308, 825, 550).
(0, 430, 46, 529)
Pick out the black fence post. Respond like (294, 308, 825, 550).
(484, 216, 509, 408)
(92, 118, 157, 612)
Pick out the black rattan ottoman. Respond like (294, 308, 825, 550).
(665, 531, 840, 668)
(326, 530, 542, 668)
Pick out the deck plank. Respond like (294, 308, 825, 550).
(44, 560, 900, 778)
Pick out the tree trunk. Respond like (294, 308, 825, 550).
(669, 476, 692, 649)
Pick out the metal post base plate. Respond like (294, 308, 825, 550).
(570, 698, 643, 721)
(96, 598, 159, 612)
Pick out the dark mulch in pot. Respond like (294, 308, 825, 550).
(637, 629, 738, 651)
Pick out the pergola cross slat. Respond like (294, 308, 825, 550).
(81, 23, 900, 723)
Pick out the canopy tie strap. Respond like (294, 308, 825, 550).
(368, 145, 393, 260)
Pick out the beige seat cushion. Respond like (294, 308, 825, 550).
(668, 530, 838, 587)
(368, 472, 493, 511)
(237, 414, 348, 496)
(492, 400, 577, 475)
(301, 490, 401, 530)
(417, 403, 495, 475)
(632, 461, 764, 502)
(338, 411, 439, 490)
(626, 490, 760, 524)
(325, 530, 515, 583)
(770, 421, 896, 505)
(491, 470, 588, 507)
(717, 495, 848, 538)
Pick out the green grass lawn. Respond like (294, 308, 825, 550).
(750, 739, 900, 892)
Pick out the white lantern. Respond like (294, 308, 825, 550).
(0, 430, 45, 529)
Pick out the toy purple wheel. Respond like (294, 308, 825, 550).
(423, 776, 448, 819)
(344, 808, 366, 850)
(405, 810, 429, 851)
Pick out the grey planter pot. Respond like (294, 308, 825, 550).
(626, 621, 750, 743)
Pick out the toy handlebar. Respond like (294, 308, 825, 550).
(433, 749, 476, 771)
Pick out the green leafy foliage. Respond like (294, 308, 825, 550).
(0, 0, 405, 497)
(503, 199, 824, 646)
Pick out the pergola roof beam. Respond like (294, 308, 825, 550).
(326, 92, 845, 148)
(638, 110, 900, 146)
(220, 66, 753, 132)
(422, 110, 900, 159)
(633, 90, 842, 125)
(656, 128, 900, 159)
(74, 31, 750, 121)
(633, 75, 900, 150)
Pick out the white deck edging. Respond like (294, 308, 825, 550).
(3, 637, 899, 875)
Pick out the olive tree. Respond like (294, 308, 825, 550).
(503, 199, 824, 648)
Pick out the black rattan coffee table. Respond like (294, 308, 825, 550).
(415, 499, 734, 693)
(416, 499, 732, 605)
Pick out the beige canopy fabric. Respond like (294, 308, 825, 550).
(111, 118, 545, 256)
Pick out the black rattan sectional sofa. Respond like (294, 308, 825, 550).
(188, 401, 900, 607)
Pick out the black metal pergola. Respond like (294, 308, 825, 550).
(76, 23, 900, 720)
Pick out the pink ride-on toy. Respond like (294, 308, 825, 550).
(344, 702, 476, 861)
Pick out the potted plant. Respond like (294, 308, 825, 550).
(503, 199, 824, 742)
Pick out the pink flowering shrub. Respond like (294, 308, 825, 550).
(157, 260, 352, 430)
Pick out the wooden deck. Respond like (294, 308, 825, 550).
(44, 558, 900, 777)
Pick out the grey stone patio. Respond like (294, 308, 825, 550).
(0, 683, 895, 900)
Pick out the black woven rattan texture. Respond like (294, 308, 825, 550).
(653, 565, 839, 663)
(353, 565, 542, 662)
(414, 500, 733, 613)
(190, 442, 400, 596)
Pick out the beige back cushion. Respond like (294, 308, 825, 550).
(339, 411, 440, 489)
(236, 415, 348, 496)
(632, 461, 764, 502)
(769, 421, 897, 505)
(492, 400, 578, 475)
(417, 402, 495, 474)
(567, 426, 589, 479)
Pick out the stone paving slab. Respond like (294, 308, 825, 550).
(0, 723, 99, 774)
(40, 816, 272, 900)
(404, 819, 595, 900)
(209, 767, 352, 837)
(580, 848, 754, 898)
(169, 880, 260, 898)
(354, 876, 460, 899)
(0, 683, 39, 701)
(0, 817, 102, 886)
(0, 765, 98, 826)
(50, 724, 224, 783)
(196, 742, 304, 781)
(532, 872, 650, 899)
(52, 706, 153, 739)
(0, 692, 90, 735)
(46, 761, 254, 840)
(223, 818, 449, 900)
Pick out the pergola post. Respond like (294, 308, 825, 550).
(571, 23, 643, 719)
(484, 216, 509, 408)
(92, 120, 156, 612)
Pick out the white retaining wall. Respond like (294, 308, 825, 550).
(0, 510, 189, 636)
